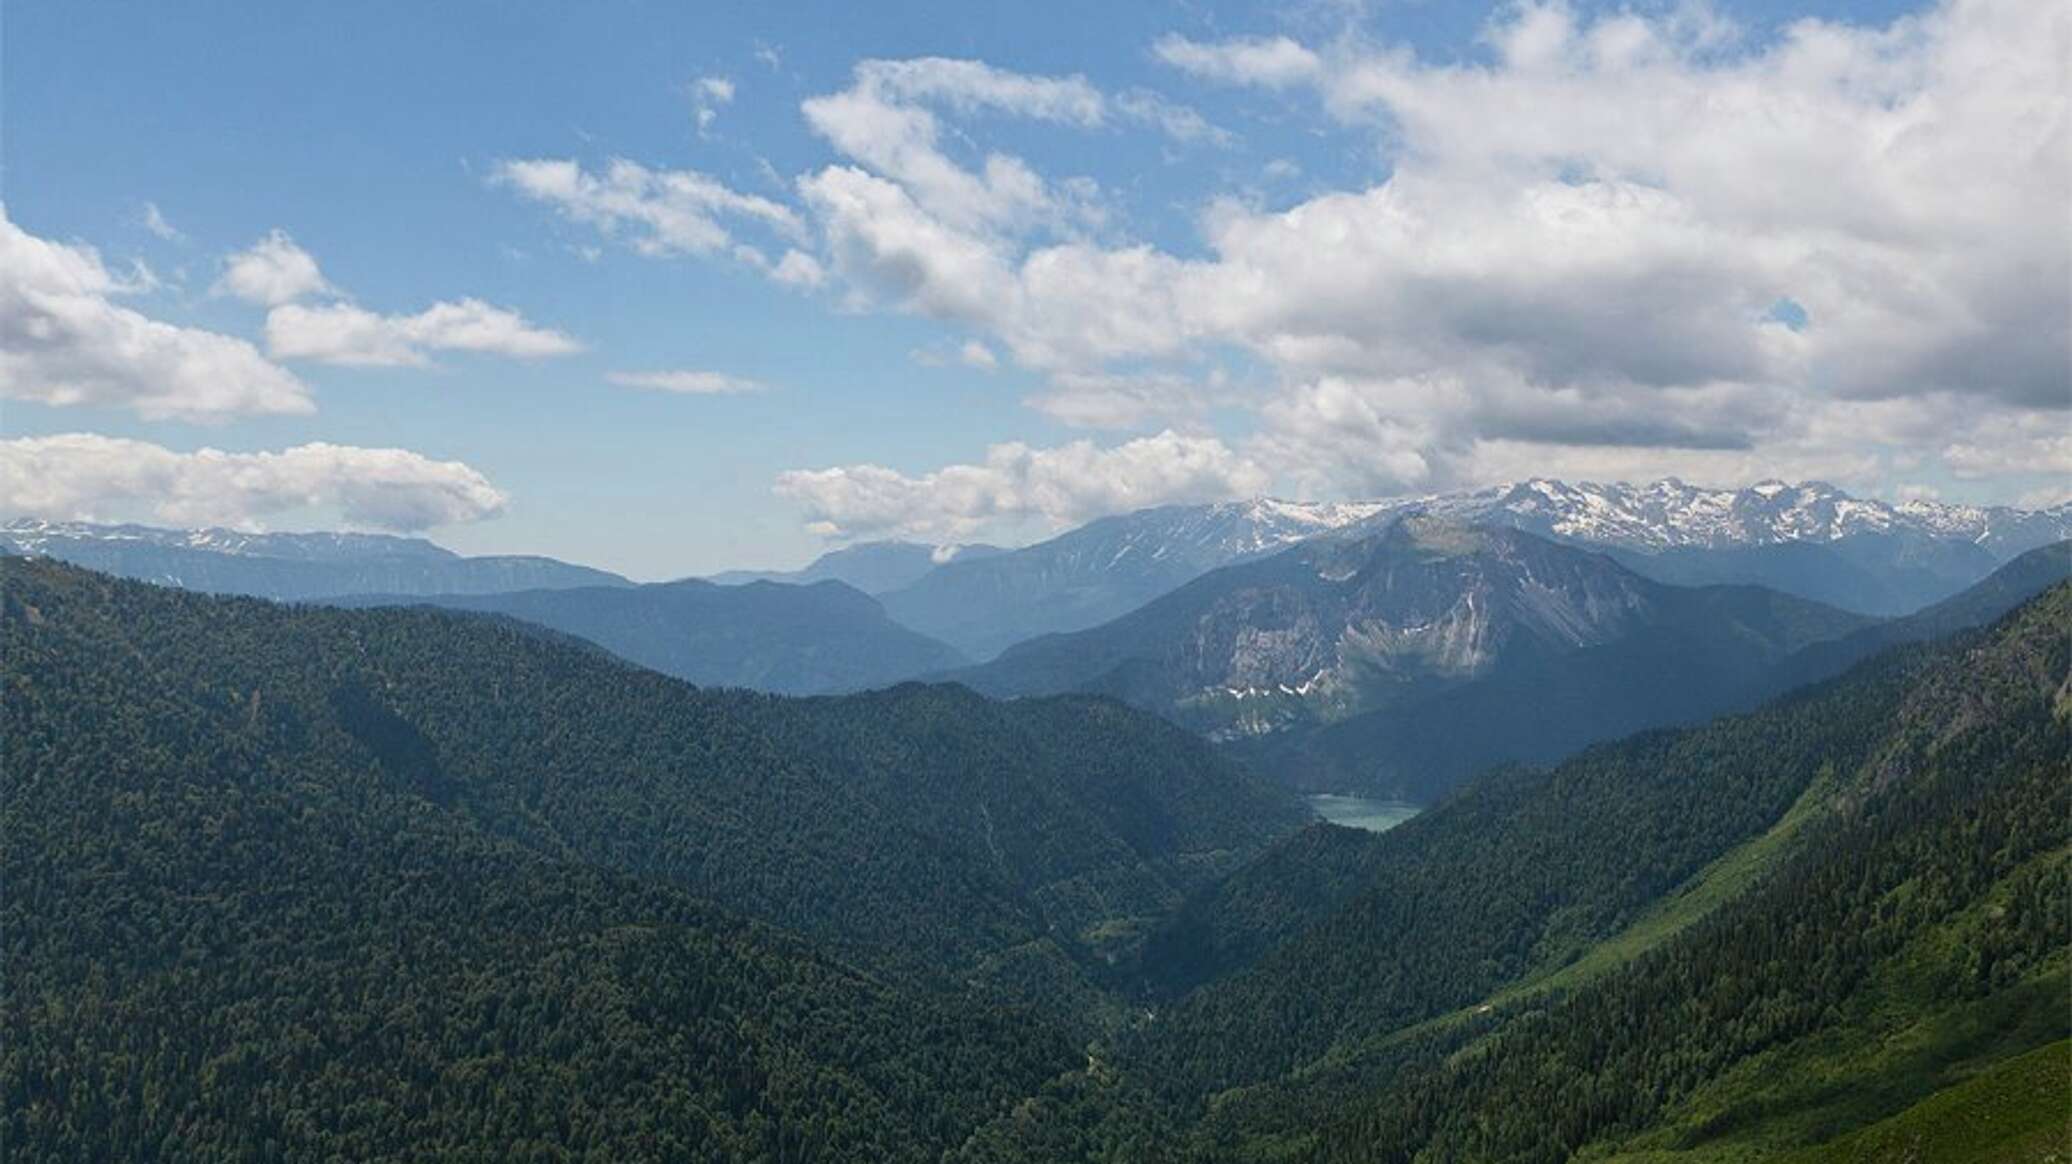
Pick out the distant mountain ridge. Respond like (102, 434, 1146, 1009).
(878, 499, 1392, 659)
(957, 518, 1874, 799)
(332, 576, 969, 695)
(0, 517, 628, 600)
(1399, 477, 2072, 554)
(869, 480, 2068, 655)
(708, 539, 1004, 595)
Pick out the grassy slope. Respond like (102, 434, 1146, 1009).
(1588, 861, 2067, 1161)
(1780, 1039, 2069, 1164)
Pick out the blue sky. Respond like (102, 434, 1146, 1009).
(4, 0, 2062, 579)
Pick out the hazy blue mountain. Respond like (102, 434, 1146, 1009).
(957, 518, 1870, 800)
(879, 499, 1389, 660)
(874, 480, 2066, 661)
(1763, 539, 2071, 692)
(708, 539, 1004, 595)
(1597, 533, 1997, 615)
(0, 518, 627, 600)
(333, 576, 969, 695)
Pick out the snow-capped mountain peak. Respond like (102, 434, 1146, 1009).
(1378, 478, 2069, 556)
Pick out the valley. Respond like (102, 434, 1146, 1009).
(4, 490, 2066, 1162)
(11, 4, 2067, 1156)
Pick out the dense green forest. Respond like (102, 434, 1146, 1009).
(0, 559, 1300, 1159)
(4, 557, 2065, 1160)
(960, 583, 2072, 1160)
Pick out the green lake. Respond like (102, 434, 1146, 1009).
(1306, 794, 1421, 833)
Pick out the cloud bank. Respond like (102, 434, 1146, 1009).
(0, 433, 509, 531)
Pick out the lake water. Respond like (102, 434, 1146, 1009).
(1307, 794, 1421, 833)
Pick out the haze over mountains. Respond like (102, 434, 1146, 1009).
(707, 539, 1005, 595)
(5, 470, 2067, 1163)
(334, 577, 968, 696)
(9, 539, 2064, 1160)
(957, 517, 1879, 798)
(10, 479, 2064, 641)
(0, 518, 629, 599)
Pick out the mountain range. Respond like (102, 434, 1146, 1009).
(0, 517, 628, 600)
(866, 479, 2070, 657)
(957, 517, 1879, 798)
(707, 538, 1004, 594)
(877, 498, 1391, 659)
(10, 479, 2065, 661)
(6, 544, 2064, 1160)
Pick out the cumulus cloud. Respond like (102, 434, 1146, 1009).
(775, 430, 1268, 540)
(266, 298, 581, 366)
(798, 57, 1220, 239)
(0, 433, 507, 531)
(494, 157, 803, 259)
(607, 369, 766, 394)
(1152, 34, 1323, 88)
(0, 207, 312, 420)
(215, 230, 331, 305)
(775, 0, 2067, 529)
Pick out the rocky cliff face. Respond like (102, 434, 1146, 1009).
(958, 519, 1685, 737)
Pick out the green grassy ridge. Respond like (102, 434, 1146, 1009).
(1498, 762, 1839, 1006)
(1170, 783, 1838, 1162)
(1779, 1039, 2069, 1164)
(1582, 843, 2068, 1160)
(1296, 586, 2070, 1163)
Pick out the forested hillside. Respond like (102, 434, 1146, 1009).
(6, 557, 2063, 1162)
(1311, 584, 2071, 1161)
(961, 583, 2070, 1161)
(0, 559, 1307, 1159)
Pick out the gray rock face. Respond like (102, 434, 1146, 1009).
(878, 499, 1391, 660)
(954, 519, 1871, 789)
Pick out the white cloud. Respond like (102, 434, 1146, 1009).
(770, 248, 826, 287)
(265, 298, 580, 366)
(1152, 34, 1323, 88)
(1115, 88, 1233, 145)
(958, 340, 998, 370)
(0, 207, 311, 420)
(215, 230, 331, 305)
(775, 430, 1269, 540)
(494, 157, 803, 259)
(1027, 369, 1217, 429)
(693, 75, 735, 135)
(607, 369, 766, 394)
(851, 57, 1107, 125)
(0, 433, 507, 531)
(799, 58, 1220, 239)
(776, 0, 2067, 529)
(140, 202, 184, 242)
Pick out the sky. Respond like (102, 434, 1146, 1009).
(2, 0, 2064, 580)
